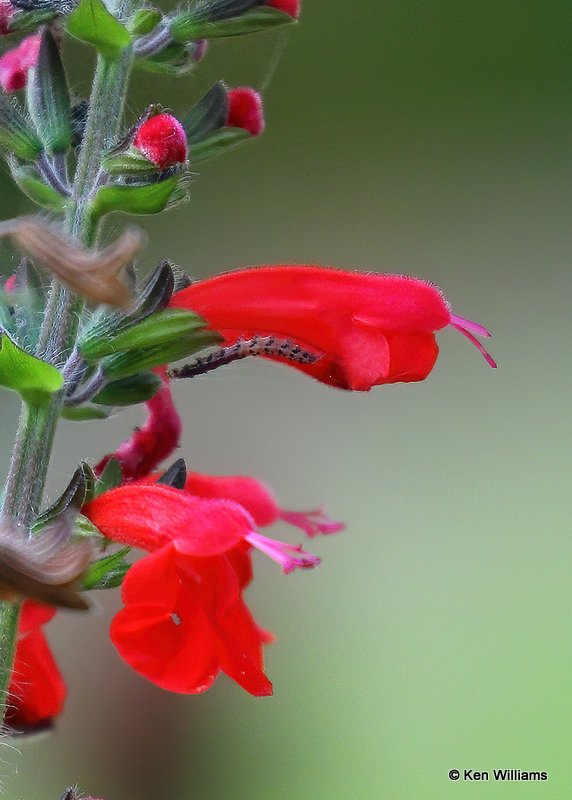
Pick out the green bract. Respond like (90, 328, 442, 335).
(92, 371, 162, 406)
(0, 96, 42, 161)
(128, 7, 162, 35)
(171, 6, 295, 42)
(27, 29, 73, 155)
(82, 548, 132, 591)
(135, 42, 196, 75)
(190, 127, 250, 162)
(0, 334, 63, 407)
(95, 458, 123, 496)
(182, 82, 228, 143)
(102, 329, 221, 381)
(67, 0, 133, 59)
(61, 404, 113, 421)
(90, 175, 185, 218)
(11, 164, 69, 212)
(103, 149, 158, 177)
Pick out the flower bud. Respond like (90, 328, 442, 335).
(227, 88, 264, 136)
(0, 0, 14, 35)
(133, 112, 188, 168)
(190, 38, 208, 63)
(0, 34, 40, 92)
(266, 0, 301, 20)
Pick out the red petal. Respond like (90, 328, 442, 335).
(215, 599, 273, 697)
(84, 484, 253, 555)
(7, 629, 66, 728)
(19, 599, 57, 633)
(185, 473, 279, 527)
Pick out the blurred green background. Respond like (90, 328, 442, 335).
(1, 0, 572, 797)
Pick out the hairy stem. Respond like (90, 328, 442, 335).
(0, 44, 134, 726)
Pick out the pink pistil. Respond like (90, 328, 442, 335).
(278, 508, 345, 538)
(245, 532, 321, 574)
(450, 316, 497, 368)
(450, 313, 491, 338)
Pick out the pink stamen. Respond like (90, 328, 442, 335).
(450, 318, 497, 369)
(278, 508, 345, 538)
(245, 532, 321, 574)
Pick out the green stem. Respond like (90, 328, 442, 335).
(0, 44, 134, 726)
(38, 50, 134, 365)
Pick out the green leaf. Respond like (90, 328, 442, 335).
(11, 164, 69, 212)
(0, 334, 63, 406)
(95, 457, 123, 496)
(92, 370, 161, 406)
(82, 547, 131, 590)
(80, 308, 207, 360)
(190, 127, 250, 162)
(90, 175, 183, 219)
(171, 6, 295, 42)
(102, 329, 222, 381)
(0, 96, 42, 161)
(61, 403, 113, 421)
(128, 7, 161, 34)
(26, 29, 72, 154)
(67, 0, 132, 59)
(182, 81, 228, 143)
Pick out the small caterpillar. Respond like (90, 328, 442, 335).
(168, 335, 320, 380)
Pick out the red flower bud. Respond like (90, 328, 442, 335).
(266, 0, 301, 20)
(191, 39, 208, 63)
(133, 113, 188, 169)
(227, 88, 265, 137)
(0, 0, 14, 35)
(0, 34, 40, 92)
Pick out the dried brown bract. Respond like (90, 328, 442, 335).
(0, 216, 144, 308)
(0, 514, 92, 610)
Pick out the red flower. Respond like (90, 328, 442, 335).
(227, 88, 265, 137)
(96, 368, 181, 481)
(0, 34, 40, 92)
(109, 543, 272, 695)
(170, 266, 496, 391)
(185, 472, 345, 537)
(84, 483, 323, 694)
(6, 601, 66, 730)
(266, 0, 301, 19)
(0, 0, 14, 35)
(133, 113, 188, 169)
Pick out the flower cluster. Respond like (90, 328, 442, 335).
(0, 0, 495, 741)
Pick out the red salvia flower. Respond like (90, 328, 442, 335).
(133, 113, 188, 169)
(266, 0, 301, 19)
(95, 368, 181, 481)
(6, 601, 66, 730)
(170, 266, 496, 391)
(0, 34, 40, 92)
(84, 482, 323, 694)
(227, 88, 265, 137)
